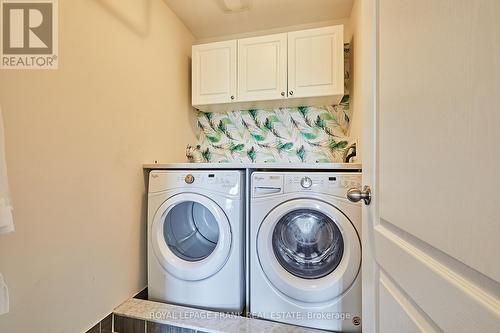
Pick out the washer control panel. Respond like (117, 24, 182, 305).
(252, 172, 362, 198)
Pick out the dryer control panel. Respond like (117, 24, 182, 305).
(252, 172, 362, 198)
(150, 170, 243, 197)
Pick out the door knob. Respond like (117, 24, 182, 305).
(281, 92, 285, 96)
(289, 91, 294, 96)
(347, 186, 372, 205)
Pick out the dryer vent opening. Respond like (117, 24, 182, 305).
(163, 201, 220, 262)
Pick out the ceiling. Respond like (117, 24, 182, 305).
(163, 0, 354, 40)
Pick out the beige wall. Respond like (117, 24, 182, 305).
(346, 0, 363, 161)
(0, 0, 195, 332)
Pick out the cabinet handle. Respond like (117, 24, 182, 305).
(281, 92, 285, 97)
(289, 91, 294, 96)
(230, 95, 235, 100)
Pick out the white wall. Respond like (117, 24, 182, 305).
(0, 0, 195, 332)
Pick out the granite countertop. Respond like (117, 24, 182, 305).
(114, 298, 325, 333)
(143, 162, 362, 171)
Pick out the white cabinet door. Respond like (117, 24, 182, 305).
(288, 26, 344, 98)
(237, 33, 287, 102)
(192, 40, 237, 106)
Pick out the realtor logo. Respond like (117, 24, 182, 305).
(1, 0, 58, 69)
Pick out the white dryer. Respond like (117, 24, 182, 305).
(250, 171, 362, 332)
(148, 170, 245, 313)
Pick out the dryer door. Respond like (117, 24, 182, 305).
(152, 193, 232, 281)
(257, 199, 361, 303)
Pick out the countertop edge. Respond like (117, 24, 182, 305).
(142, 162, 362, 171)
(114, 298, 324, 333)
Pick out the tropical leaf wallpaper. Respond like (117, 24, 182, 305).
(186, 45, 354, 164)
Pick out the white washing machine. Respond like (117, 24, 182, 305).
(148, 170, 245, 313)
(250, 171, 362, 332)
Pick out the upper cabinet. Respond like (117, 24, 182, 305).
(288, 26, 344, 99)
(192, 25, 344, 111)
(237, 33, 288, 102)
(192, 40, 237, 106)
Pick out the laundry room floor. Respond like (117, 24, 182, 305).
(109, 298, 325, 333)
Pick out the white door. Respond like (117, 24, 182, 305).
(237, 33, 287, 102)
(287, 26, 344, 99)
(192, 40, 237, 106)
(359, 0, 500, 332)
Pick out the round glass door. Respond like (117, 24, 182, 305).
(164, 201, 220, 262)
(256, 199, 361, 303)
(272, 209, 344, 279)
(151, 193, 232, 281)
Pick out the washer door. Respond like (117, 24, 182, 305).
(257, 199, 361, 303)
(152, 193, 232, 281)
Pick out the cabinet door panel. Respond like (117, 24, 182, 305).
(238, 34, 287, 102)
(192, 40, 237, 106)
(288, 26, 344, 98)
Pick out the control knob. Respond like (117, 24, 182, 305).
(300, 177, 312, 189)
(185, 174, 195, 184)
